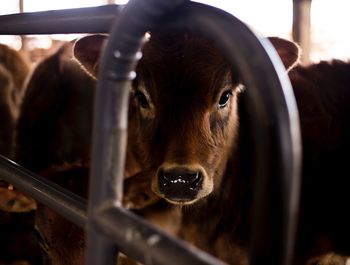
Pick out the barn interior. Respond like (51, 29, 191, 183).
(0, 1, 349, 265)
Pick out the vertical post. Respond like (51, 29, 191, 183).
(293, 0, 312, 63)
(19, 0, 24, 11)
(19, 0, 28, 51)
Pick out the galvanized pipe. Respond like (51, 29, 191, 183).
(0, 155, 87, 228)
(0, 5, 122, 35)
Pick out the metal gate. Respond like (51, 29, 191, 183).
(0, 1, 301, 265)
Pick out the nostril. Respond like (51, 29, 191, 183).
(190, 172, 203, 190)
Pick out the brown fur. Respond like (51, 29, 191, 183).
(130, 33, 256, 265)
(73, 33, 298, 264)
(0, 44, 42, 265)
(289, 60, 350, 265)
(14, 42, 95, 172)
(0, 44, 30, 157)
(13, 42, 95, 265)
(15, 40, 143, 176)
(36, 164, 88, 265)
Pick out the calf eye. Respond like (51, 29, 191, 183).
(218, 90, 233, 108)
(135, 90, 150, 109)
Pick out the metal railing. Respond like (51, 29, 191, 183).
(0, 1, 301, 265)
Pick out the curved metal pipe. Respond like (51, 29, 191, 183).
(88, 1, 301, 265)
(158, 5, 302, 265)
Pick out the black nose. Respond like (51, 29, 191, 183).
(158, 167, 204, 202)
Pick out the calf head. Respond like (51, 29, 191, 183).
(134, 34, 243, 205)
(74, 34, 300, 206)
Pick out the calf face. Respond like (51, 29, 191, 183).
(135, 34, 241, 204)
(74, 34, 299, 206)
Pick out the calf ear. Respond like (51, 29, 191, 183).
(268, 37, 301, 71)
(73, 34, 107, 78)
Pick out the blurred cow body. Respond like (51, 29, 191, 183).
(15, 40, 143, 265)
(14, 41, 94, 265)
(290, 60, 350, 265)
(15, 42, 95, 172)
(0, 44, 42, 265)
(0, 43, 29, 157)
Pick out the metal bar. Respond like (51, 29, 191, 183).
(0, 155, 87, 228)
(93, 205, 227, 265)
(0, 5, 122, 35)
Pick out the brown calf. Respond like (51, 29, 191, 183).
(73, 33, 300, 265)
(14, 40, 144, 265)
(75, 33, 350, 265)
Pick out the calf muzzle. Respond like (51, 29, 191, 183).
(157, 166, 204, 202)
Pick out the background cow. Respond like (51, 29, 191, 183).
(14, 38, 144, 265)
(290, 60, 350, 265)
(0, 44, 43, 265)
(0, 43, 30, 157)
(13, 41, 98, 265)
(15, 41, 95, 173)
